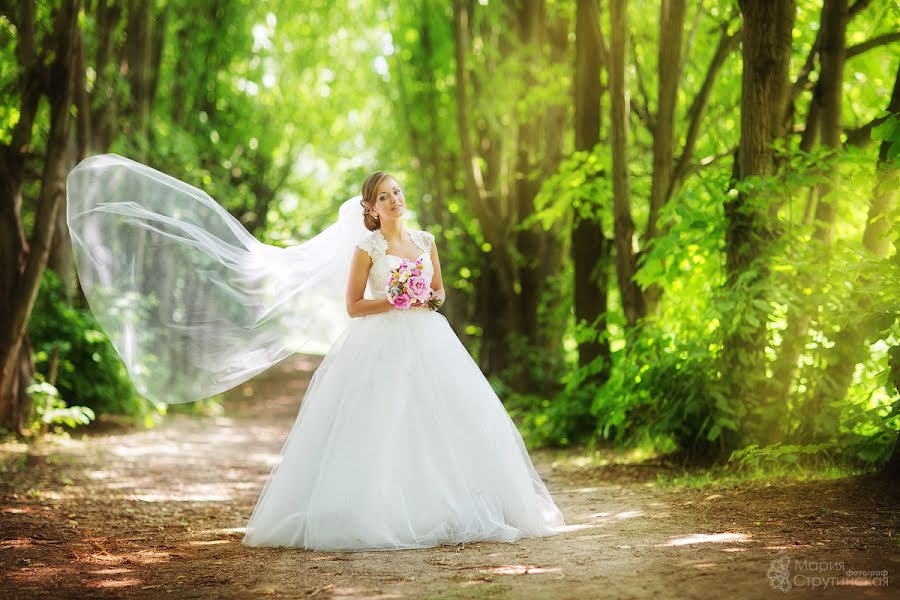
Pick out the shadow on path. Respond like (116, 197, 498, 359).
(1, 354, 897, 599)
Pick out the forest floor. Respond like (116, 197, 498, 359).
(1, 354, 897, 600)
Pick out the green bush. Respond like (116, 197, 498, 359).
(26, 373, 95, 434)
(27, 268, 158, 420)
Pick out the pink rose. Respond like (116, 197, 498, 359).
(407, 276, 429, 301)
(411, 268, 421, 277)
(392, 293, 412, 309)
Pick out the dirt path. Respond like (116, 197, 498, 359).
(2, 354, 897, 599)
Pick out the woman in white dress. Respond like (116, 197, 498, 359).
(65, 155, 565, 552)
(241, 171, 565, 550)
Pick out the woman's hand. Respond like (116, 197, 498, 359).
(424, 288, 445, 311)
(404, 290, 444, 311)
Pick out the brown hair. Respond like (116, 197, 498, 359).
(360, 171, 393, 231)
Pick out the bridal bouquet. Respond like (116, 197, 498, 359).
(386, 257, 442, 310)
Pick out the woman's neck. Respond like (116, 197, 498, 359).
(379, 221, 407, 242)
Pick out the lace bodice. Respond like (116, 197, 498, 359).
(357, 228, 436, 300)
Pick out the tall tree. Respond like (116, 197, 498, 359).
(0, 0, 83, 432)
(772, 0, 885, 405)
(451, 0, 571, 380)
(452, 0, 518, 375)
(645, 0, 687, 244)
(723, 0, 795, 448)
(796, 0, 850, 442)
(572, 0, 611, 381)
(640, 0, 686, 313)
(123, 0, 161, 152)
(803, 60, 900, 442)
(810, 0, 849, 247)
(609, 0, 645, 327)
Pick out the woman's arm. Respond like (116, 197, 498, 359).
(346, 247, 393, 317)
(427, 237, 446, 310)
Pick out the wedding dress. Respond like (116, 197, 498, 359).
(65, 153, 565, 552)
(241, 228, 566, 550)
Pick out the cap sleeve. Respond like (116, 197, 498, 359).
(357, 230, 387, 260)
(415, 229, 435, 254)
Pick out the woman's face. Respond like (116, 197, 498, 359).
(371, 176, 405, 222)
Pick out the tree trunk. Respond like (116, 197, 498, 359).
(862, 62, 900, 258)
(452, 0, 517, 376)
(512, 0, 546, 349)
(641, 0, 687, 314)
(88, 0, 125, 152)
(609, 0, 645, 327)
(124, 0, 155, 150)
(416, 6, 471, 336)
(47, 170, 76, 301)
(801, 59, 899, 442)
(723, 0, 795, 449)
(811, 0, 848, 246)
(452, 0, 514, 299)
(771, 72, 822, 402)
(774, 0, 848, 413)
(535, 9, 571, 366)
(887, 434, 900, 477)
(645, 0, 686, 243)
(0, 0, 82, 432)
(644, 14, 741, 314)
(572, 0, 612, 380)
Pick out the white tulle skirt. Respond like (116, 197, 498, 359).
(241, 308, 566, 551)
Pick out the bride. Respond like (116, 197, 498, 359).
(65, 155, 566, 552)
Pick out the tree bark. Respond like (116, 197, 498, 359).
(773, 0, 847, 407)
(452, 0, 519, 376)
(862, 61, 900, 258)
(88, 0, 126, 152)
(512, 0, 546, 347)
(0, 0, 82, 432)
(452, 0, 515, 299)
(609, 0, 645, 327)
(535, 9, 571, 365)
(124, 0, 155, 152)
(887, 432, 900, 477)
(811, 0, 849, 246)
(572, 0, 612, 380)
(645, 0, 686, 244)
(723, 0, 795, 448)
(639, 0, 688, 315)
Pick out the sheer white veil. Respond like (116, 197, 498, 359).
(66, 153, 371, 404)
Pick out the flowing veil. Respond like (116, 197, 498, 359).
(66, 153, 370, 405)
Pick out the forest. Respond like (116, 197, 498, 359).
(0, 1, 898, 595)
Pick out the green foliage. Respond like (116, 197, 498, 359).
(513, 116, 899, 467)
(729, 442, 843, 471)
(26, 374, 95, 433)
(6, 0, 898, 465)
(872, 110, 900, 163)
(728, 435, 896, 473)
(591, 328, 735, 459)
(530, 145, 612, 232)
(27, 269, 157, 419)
